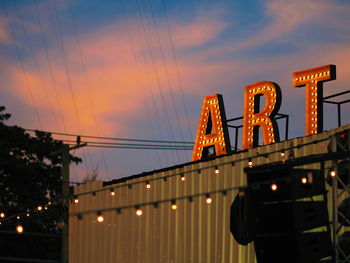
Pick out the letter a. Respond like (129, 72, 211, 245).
(192, 94, 231, 161)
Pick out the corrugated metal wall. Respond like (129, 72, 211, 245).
(69, 124, 350, 263)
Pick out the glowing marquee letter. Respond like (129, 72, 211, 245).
(293, 64, 336, 136)
(192, 94, 231, 161)
(242, 81, 282, 149)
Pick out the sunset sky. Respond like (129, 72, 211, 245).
(1, 0, 350, 182)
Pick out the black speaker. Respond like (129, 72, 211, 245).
(254, 201, 329, 235)
(245, 166, 332, 263)
(254, 232, 332, 263)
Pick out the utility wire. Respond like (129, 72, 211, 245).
(61, 139, 193, 148)
(1, 4, 43, 130)
(24, 128, 194, 144)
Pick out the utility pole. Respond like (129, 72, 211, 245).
(52, 142, 86, 263)
(61, 144, 69, 263)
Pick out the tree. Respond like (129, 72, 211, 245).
(0, 106, 81, 261)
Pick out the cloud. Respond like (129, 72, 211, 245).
(0, 16, 14, 44)
(2, 8, 229, 140)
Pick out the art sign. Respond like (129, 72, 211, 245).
(192, 64, 336, 161)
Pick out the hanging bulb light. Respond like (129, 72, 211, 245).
(301, 177, 308, 184)
(146, 181, 151, 189)
(214, 166, 220, 175)
(248, 159, 253, 168)
(97, 212, 104, 223)
(271, 184, 278, 191)
(110, 189, 115, 196)
(205, 194, 212, 204)
(16, 225, 24, 234)
(171, 200, 177, 210)
(0, 212, 5, 218)
(135, 207, 143, 216)
(181, 174, 186, 181)
(37, 206, 43, 211)
(73, 196, 79, 204)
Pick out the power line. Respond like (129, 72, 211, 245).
(24, 128, 194, 144)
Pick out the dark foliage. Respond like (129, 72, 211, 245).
(0, 106, 81, 261)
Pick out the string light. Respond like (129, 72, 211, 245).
(146, 181, 151, 189)
(16, 225, 24, 234)
(110, 189, 115, 196)
(26, 213, 30, 217)
(271, 184, 278, 191)
(135, 207, 143, 216)
(205, 194, 212, 204)
(62, 137, 329, 200)
(214, 166, 220, 175)
(248, 159, 253, 168)
(301, 177, 308, 184)
(171, 200, 177, 210)
(0, 213, 5, 218)
(73, 196, 79, 204)
(329, 169, 336, 177)
(97, 212, 104, 223)
(0, 136, 335, 223)
(181, 174, 186, 181)
(16, 216, 20, 220)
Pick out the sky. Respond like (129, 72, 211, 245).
(1, 0, 350, 182)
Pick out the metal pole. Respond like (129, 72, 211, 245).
(61, 145, 69, 263)
(337, 103, 341, 127)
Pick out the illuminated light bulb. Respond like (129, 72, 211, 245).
(37, 206, 43, 211)
(330, 170, 336, 177)
(17, 216, 20, 220)
(0, 212, 5, 218)
(171, 201, 177, 210)
(214, 166, 219, 175)
(271, 184, 278, 191)
(110, 189, 115, 196)
(248, 159, 253, 168)
(206, 194, 212, 204)
(146, 182, 151, 189)
(74, 197, 79, 204)
(280, 151, 285, 157)
(44, 206, 48, 210)
(181, 174, 186, 181)
(16, 225, 24, 234)
(136, 208, 143, 216)
(301, 177, 308, 184)
(97, 215, 104, 223)
(26, 213, 30, 217)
